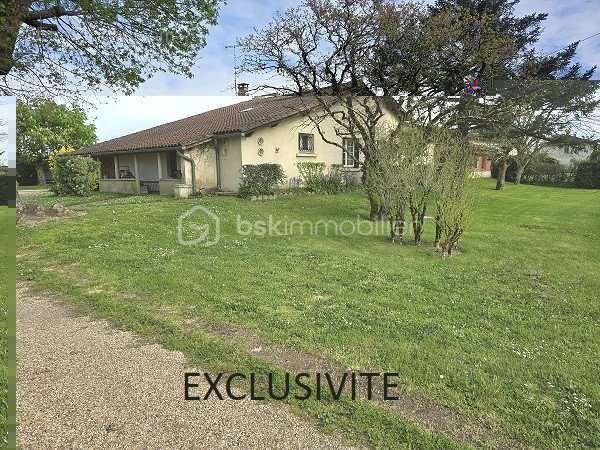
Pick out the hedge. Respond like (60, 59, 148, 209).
(53, 155, 99, 196)
(238, 164, 286, 198)
(492, 157, 575, 187)
(574, 160, 600, 189)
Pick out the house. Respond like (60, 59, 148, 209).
(76, 95, 399, 195)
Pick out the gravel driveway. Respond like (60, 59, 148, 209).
(16, 284, 357, 449)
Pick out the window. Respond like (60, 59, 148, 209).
(298, 133, 314, 153)
(342, 138, 359, 168)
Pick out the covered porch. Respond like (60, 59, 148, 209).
(95, 149, 186, 195)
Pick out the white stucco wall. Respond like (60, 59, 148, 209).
(176, 100, 400, 193)
(239, 100, 399, 189)
(217, 137, 243, 192)
(185, 142, 218, 191)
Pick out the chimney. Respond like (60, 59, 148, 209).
(237, 82, 249, 96)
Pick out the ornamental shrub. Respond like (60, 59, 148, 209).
(238, 164, 285, 198)
(53, 155, 99, 196)
(297, 162, 350, 194)
(297, 162, 326, 191)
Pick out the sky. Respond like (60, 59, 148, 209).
(0, 97, 16, 167)
(84, 0, 599, 143)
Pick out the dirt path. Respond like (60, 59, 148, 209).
(16, 284, 358, 449)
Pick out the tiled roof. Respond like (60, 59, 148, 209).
(76, 96, 322, 155)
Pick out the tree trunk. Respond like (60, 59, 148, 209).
(514, 164, 525, 185)
(495, 159, 508, 190)
(367, 191, 384, 220)
(434, 219, 441, 249)
(395, 212, 405, 244)
(412, 214, 423, 245)
(0, 1, 29, 76)
(362, 162, 384, 221)
(35, 160, 46, 185)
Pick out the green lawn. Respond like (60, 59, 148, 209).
(19, 191, 133, 209)
(16, 180, 600, 449)
(0, 207, 15, 447)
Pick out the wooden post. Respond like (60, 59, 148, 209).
(157, 152, 163, 179)
(113, 155, 119, 179)
(134, 154, 140, 194)
(134, 154, 139, 180)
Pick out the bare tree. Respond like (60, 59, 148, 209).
(240, 0, 415, 219)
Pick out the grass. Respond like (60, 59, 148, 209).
(16, 179, 600, 448)
(19, 191, 133, 209)
(0, 206, 15, 447)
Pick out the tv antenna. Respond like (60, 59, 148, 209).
(225, 39, 240, 94)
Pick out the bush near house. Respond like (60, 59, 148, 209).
(297, 162, 352, 194)
(238, 163, 285, 198)
(52, 156, 99, 196)
(574, 159, 600, 188)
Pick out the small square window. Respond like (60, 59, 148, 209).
(298, 133, 314, 153)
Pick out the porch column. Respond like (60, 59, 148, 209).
(113, 155, 119, 179)
(133, 154, 139, 180)
(157, 152, 163, 179)
(134, 154, 141, 194)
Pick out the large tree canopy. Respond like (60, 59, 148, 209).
(17, 99, 97, 183)
(0, 0, 223, 98)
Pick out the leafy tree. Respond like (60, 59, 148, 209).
(17, 99, 96, 184)
(0, 0, 222, 98)
(477, 70, 599, 190)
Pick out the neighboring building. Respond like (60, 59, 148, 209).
(545, 144, 592, 165)
(473, 156, 492, 177)
(76, 96, 399, 195)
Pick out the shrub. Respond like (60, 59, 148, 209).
(53, 155, 99, 196)
(238, 163, 285, 198)
(49, 146, 74, 181)
(297, 162, 349, 194)
(574, 160, 600, 189)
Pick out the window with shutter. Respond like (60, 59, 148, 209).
(342, 138, 359, 168)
